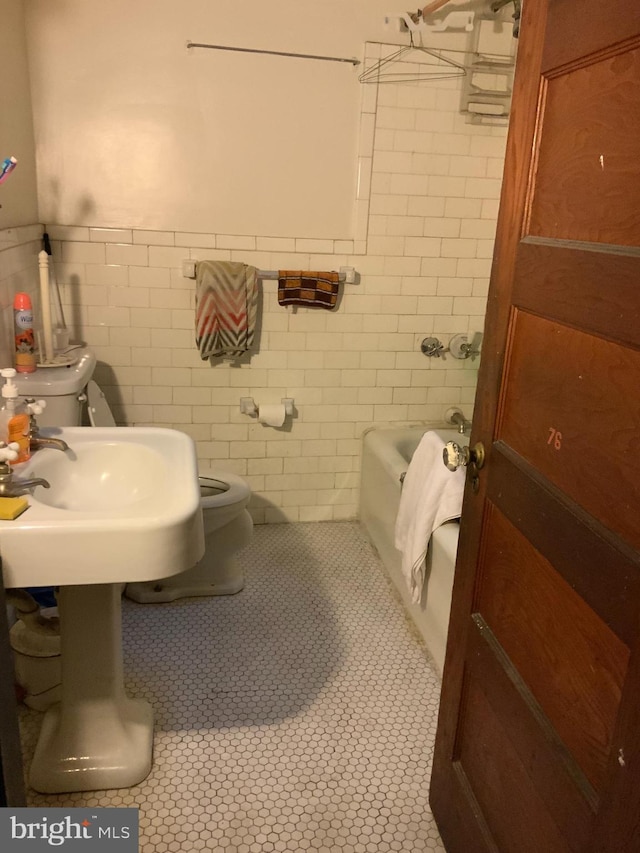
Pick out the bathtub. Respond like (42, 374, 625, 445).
(359, 425, 465, 677)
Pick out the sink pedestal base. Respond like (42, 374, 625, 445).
(29, 584, 154, 794)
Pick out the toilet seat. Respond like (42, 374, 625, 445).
(199, 470, 250, 508)
(87, 380, 116, 427)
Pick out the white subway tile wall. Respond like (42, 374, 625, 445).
(0, 53, 507, 523)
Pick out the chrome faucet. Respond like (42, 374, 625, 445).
(26, 398, 70, 453)
(0, 444, 50, 496)
(30, 435, 70, 453)
(450, 412, 467, 435)
(445, 407, 471, 435)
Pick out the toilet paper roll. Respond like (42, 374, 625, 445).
(258, 403, 287, 427)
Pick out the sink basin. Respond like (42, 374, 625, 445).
(34, 442, 170, 511)
(1, 426, 204, 587)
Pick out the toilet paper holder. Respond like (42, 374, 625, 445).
(239, 397, 294, 418)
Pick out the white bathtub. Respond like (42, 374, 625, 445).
(359, 425, 465, 677)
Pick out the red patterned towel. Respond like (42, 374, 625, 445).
(277, 270, 340, 310)
(196, 261, 258, 359)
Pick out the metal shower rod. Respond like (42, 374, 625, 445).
(186, 40, 360, 66)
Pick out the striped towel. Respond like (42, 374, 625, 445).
(277, 271, 340, 310)
(195, 261, 258, 359)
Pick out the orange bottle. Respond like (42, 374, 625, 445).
(0, 369, 30, 463)
(14, 292, 36, 373)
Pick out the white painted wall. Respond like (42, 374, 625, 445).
(0, 0, 38, 230)
(24, 0, 487, 238)
(0, 2, 40, 368)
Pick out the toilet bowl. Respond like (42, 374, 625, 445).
(125, 471, 252, 603)
(84, 381, 253, 603)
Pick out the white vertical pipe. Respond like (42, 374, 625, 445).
(38, 250, 54, 364)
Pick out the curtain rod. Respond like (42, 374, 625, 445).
(186, 40, 360, 66)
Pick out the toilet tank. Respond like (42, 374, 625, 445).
(13, 348, 96, 427)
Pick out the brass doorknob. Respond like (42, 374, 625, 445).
(443, 441, 485, 472)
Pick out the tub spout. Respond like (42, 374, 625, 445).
(445, 407, 470, 435)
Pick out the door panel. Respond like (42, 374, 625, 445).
(464, 617, 595, 848)
(541, 0, 640, 70)
(476, 505, 629, 790)
(430, 1, 640, 850)
(456, 669, 573, 853)
(499, 311, 640, 550)
(528, 42, 640, 246)
(513, 244, 640, 348)
(487, 447, 640, 648)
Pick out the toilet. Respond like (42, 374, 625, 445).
(125, 470, 252, 603)
(15, 349, 253, 602)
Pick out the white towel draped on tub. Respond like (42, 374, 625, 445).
(195, 261, 258, 360)
(394, 431, 465, 604)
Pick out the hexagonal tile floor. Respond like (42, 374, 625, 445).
(20, 521, 445, 852)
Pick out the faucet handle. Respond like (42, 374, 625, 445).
(421, 336, 446, 358)
(0, 442, 20, 462)
(25, 398, 46, 416)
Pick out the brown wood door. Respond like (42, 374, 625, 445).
(430, 1, 640, 851)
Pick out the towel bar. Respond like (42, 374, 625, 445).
(257, 267, 355, 284)
(182, 261, 356, 283)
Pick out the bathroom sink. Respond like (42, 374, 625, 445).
(4, 426, 205, 794)
(0, 426, 204, 588)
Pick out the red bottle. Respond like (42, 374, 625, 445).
(13, 292, 36, 373)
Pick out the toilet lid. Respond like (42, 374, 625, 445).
(87, 380, 116, 427)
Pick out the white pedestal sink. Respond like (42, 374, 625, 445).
(2, 427, 204, 793)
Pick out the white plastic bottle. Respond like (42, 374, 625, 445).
(0, 368, 31, 463)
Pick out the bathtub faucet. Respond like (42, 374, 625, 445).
(445, 407, 470, 435)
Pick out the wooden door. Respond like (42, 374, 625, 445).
(430, 1, 640, 850)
